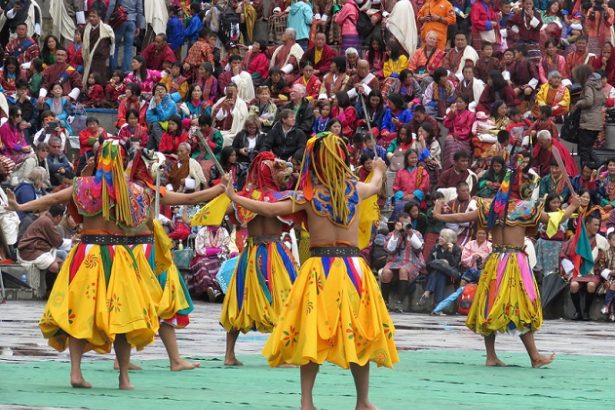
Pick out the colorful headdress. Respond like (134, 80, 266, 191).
(296, 132, 356, 225)
(243, 151, 292, 193)
(486, 151, 527, 229)
(95, 140, 133, 227)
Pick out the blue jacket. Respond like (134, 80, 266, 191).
(287, 1, 313, 41)
(184, 15, 203, 44)
(166, 15, 185, 50)
(381, 108, 413, 133)
(146, 94, 177, 123)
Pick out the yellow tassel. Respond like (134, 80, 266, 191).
(112, 150, 134, 227)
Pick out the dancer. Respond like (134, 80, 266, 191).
(7, 140, 225, 389)
(433, 155, 580, 368)
(192, 152, 299, 366)
(224, 133, 397, 410)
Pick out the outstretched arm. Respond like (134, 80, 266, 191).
(162, 184, 226, 206)
(225, 182, 305, 218)
(6, 187, 72, 213)
(432, 199, 480, 223)
(357, 157, 386, 199)
(540, 194, 580, 224)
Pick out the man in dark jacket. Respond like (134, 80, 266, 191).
(264, 108, 307, 160)
(277, 83, 314, 135)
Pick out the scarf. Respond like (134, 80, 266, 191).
(82, 22, 115, 87)
(168, 159, 190, 191)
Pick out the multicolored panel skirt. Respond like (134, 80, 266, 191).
(466, 246, 543, 336)
(220, 237, 298, 334)
(263, 247, 399, 369)
(39, 236, 161, 354)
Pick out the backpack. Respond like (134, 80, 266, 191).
(357, 12, 374, 40)
(457, 284, 477, 315)
(560, 109, 580, 144)
(219, 6, 241, 47)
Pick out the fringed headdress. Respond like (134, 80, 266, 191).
(243, 151, 292, 193)
(95, 139, 133, 227)
(296, 132, 356, 224)
(486, 147, 525, 229)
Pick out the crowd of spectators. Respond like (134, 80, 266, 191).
(3, 0, 615, 321)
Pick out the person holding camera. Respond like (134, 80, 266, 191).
(381, 213, 425, 312)
(585, 0, 615, 55)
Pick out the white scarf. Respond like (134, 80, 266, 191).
(82, 22, 115, 87)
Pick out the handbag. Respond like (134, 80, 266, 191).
(561, 109, 580, 144)
(109, 4, 128, 29)
(479, 29, 497, 43)
(173, 248, 195, 271)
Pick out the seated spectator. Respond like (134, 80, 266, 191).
(596, 158, 615, 211)
(124, 55, 162, 98)
(437, 151, 477, 195)
(218, 54, 255, 103)
(191, 114, 223, 161)
(41, 82, 73, 135)
(77, 116, 104, 158)
(161, 62, 189, 100)
(561, 213, 608, 320)
(193, 63, 218, 104)
(386, 124, 413, 174)
(14, 167, 48, 220)
(294, 62, 321, 102)
(312, 100, 332, 135)
(476, 156, 506, 198)
(81, 72, 107, 108)
(319, 56, 349, 100)
(408, 105, 440, 140)
(443, 32, 479, 81)
(47, 136, 74, 186)
(599, 232, 615, 322)
(16, 204, 67, 291)
(278, 83, 314, 136)
(141, 33, 176, 71)
(232, 115, 266, 165)
(460, 228, 492, 273)
(210, 146, 247, 190)
(264, 68, 290, 105)
(67, 30, 83, 73)
(300, 32, 335, 77)
(13, 80, 35, 142)
(391, 149, 430, 221)
(0, 106, 32, 167)
(345, 59, 381, 104)
(442, 95, 474, 170)
(356, 90, 385, 133)
(572, 162, 598, 194)
(116, 83, 147, 128)
(398, 69, 421, 104)
(474, 41, 500, 83)
(381, 213, 425, 312)
(250, 85, 278, 134)
(243, 40, 270, 86)
(10, 143, 50, 188)
(408, 30, 445, 84)
(159, 116, 189, 156)
(211, 82, 249, 146)
(455, 66, 485, 112)
(477, 70, 519, 114)
(538, 40, 568, 85)
(413, 122, 442, 183)
(420, 228, 462, 307)
(269, 28, 304, 84)
(480, 131, 511, 171)
(183, 29, 215, 78)
(472, 101, 510, 161)
(105, 70, 126, 107)
(380, 93, 413, 148)
(264, 108, 307, 161)
(117, 109, 148, 148)
(533, 70, 570, 118)
(179, 83, 211, 132)
(4, 22, 40, 65)
(382, 40, 408, 79)
(444, 181, 478, 246)
(0, 56, 24, 95)
(146, 82, 178, 150)
(38, 48, 82, 102)
(332, 91, 357, 139)
(188, 224, 231, 301)
(535, 193, 567, 276)
(423, 68, 455, 118)
(28, 59, 44, 97)
(363, 36, 385, 77)
(531, 129, 578, 177)
(167, 142, 207, 193)
(538, 160, 572, 203)
(40, 35, 59, 66)
(528, 105, 559, 144)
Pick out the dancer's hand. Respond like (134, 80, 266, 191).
(433, 199, 443, 215)
(373, 157, 387, 172)
(5, 189, 20, 212)
(220, 173, 230, 187)
(223, 176, 236, 199)
(569, 194, 581, 209)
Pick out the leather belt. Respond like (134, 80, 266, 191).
(80, 235, 154, 245)
(310, 246, 360, 257)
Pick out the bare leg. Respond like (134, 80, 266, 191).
(69, 337, 91, 388)
(113, 358, 143, 371)
(224, 330, 243, 366)
(300, 362, 319, 410)
(113, 334, 133, 390)
(350, 363, 378, 410)
(520, 332, 556, 368)
(159, 323, 200, 371)
(484, 334, 506, 367)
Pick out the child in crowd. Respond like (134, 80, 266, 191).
(312, 99, 332, 135)
(529, 105, 559, 145)
(506, 106, 532, 145)
(105, 70, 127, 106)
(28, 59, 44, 97)
(81, 73, 107, 108)
(67, 29, 84, 73)
(159, 115, 189, 156)
(474, 42, 500, 83)
(78, 116, 105, 158)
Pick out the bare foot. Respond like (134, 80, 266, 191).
(300, 404, 316, 410)
(70, 377, 92, 389)
(486, 358, 507, 367)
(224, 357, 244, 366)
(356, 402, 379, 410)
(531, 353, 556, 368)
(119, 375, 134, 390)
(113, 359, 143, 371)
(171, 358, 201, 371)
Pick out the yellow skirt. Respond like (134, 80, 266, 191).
(466, 250, 543, 336)
(39, 243, 161, 354)
(262, 256, 399, 369)
(220, 240, 298, 333)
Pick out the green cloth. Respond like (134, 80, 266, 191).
(2, 350, 614, 409)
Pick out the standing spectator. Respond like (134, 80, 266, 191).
(585, 0, 615, 55)
(141, 33, 177, 71)
(334, 0, 360, 55)
(107, 0, 146, 74)
(0, 0, 31, 48)
(183, 3, 203, 48)
(417, 0, 456, 51)
(146, 83, 178, 150)
(183, 29, 215, 78)
(287, 0, 313, 51)
(4, 22, 40, 65)
(0, 106, 32, 166)
(67, 30, 84, 73)
(82, 8, 114, 85)
(574, 64, 605, 168)
(166, 5, 185, 60)
(470, 0, 501, 53)
(38, 49, 82, 102)
(264, 108, 307, 160)
(507, 0, 543, 62)
(300, 32, 335, 77)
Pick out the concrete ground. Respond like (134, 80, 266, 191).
(1, 301, 614, 409)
